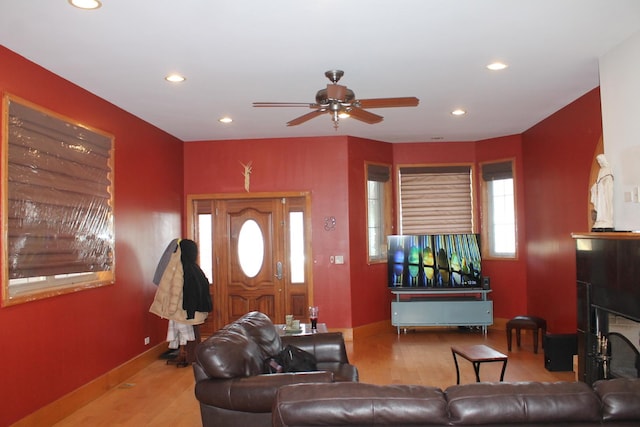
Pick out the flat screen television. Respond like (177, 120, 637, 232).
(387, 234, 482, 288)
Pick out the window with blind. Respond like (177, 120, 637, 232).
(366, 163, 392, 262)
(2, 96, 115, 306)
(399, 165, 474, 235)
(481, 160, 516, 258)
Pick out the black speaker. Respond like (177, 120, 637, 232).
(544, 334, 577, 371)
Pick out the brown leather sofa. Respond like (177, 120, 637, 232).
(193, 311, 358, 427)
(273, 378, 640, 426)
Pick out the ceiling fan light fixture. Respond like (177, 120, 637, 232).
(338, 112, 350, 119)
(487, 62, 508, 71)
(68, 0, 102, 9)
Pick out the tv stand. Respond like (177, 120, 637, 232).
(391, 289, 493, 334)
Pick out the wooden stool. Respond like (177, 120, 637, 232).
(506, 316, 546, 354)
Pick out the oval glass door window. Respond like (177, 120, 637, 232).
(237, 219, 264, 278)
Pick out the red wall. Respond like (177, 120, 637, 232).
(0, 47, 184, 426)
(475, 135, 528, 319)
(522, 88, 602, 333)
(183, 137, 354, 327)
(346, 137, 395, 326)
(393, 141, 477, 165)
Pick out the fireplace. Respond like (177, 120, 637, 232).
(574, 232, 640, 384)
(608, 314, 640, 378)
(586, 308, 640, 380)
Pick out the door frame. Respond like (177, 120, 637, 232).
(186, 191, 313, 332)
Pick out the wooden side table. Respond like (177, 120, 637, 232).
(451, 344, 508, 384)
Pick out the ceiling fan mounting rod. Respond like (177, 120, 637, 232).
(325, 69, 344, 84)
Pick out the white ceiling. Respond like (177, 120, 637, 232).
(2, 0, 640, 143)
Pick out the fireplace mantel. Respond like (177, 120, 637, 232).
(572, 231, 640, 240)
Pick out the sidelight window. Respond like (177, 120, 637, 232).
(481, 160, 516, 258)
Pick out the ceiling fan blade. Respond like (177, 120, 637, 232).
(347, 107, 384, 124)
(286, 110, 325, 126)
(356, 97, 419, 109)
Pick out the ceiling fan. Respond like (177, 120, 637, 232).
(253, 70, 419, 129)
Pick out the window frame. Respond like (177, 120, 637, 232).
(480, 159, 518, 260)
(365, 162, 392, 264)
(2, 95, 115, 306)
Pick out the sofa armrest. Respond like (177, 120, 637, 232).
(594, 378, 640, 422)
(281, 332, 358, 381)
(195, 371, 334, 413)
(281, 332, 349, 364)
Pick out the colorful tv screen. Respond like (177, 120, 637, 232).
(388, 234, 482, 288)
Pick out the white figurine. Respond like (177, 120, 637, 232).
(590, 154, 614, 230)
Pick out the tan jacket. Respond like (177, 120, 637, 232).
(149, 245, 208, 325)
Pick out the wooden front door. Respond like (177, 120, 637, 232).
(218, 198, 284, 324)
(190, 194, 311, 334)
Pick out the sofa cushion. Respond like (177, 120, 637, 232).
(445, 381, 601, 425)
(273, 382, 448, 427)
(594, 378, 640, 422)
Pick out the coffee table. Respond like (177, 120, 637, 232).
(451, 344, 508, 384)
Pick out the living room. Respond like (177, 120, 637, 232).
(2, 3, 640, 426)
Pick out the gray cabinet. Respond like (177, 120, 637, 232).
(391, 289, 493, 334)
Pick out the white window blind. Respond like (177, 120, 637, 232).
(399, 166, 473, 235)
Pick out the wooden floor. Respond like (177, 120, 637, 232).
(53, 327, 576, 426)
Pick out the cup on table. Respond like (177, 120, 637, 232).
(308, 306, 319, 330)
(285, 314, 294, 328)
(291, 319, 300, 330)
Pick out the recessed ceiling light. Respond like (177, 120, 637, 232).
(487, 62, 508, 71)
(451, 109, 466, 116)
(218, 117, 233, 124)
(68, 0, 102, 9)
(165, 74, 186, 83)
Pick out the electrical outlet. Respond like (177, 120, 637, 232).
(144, 337, 150, 345)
